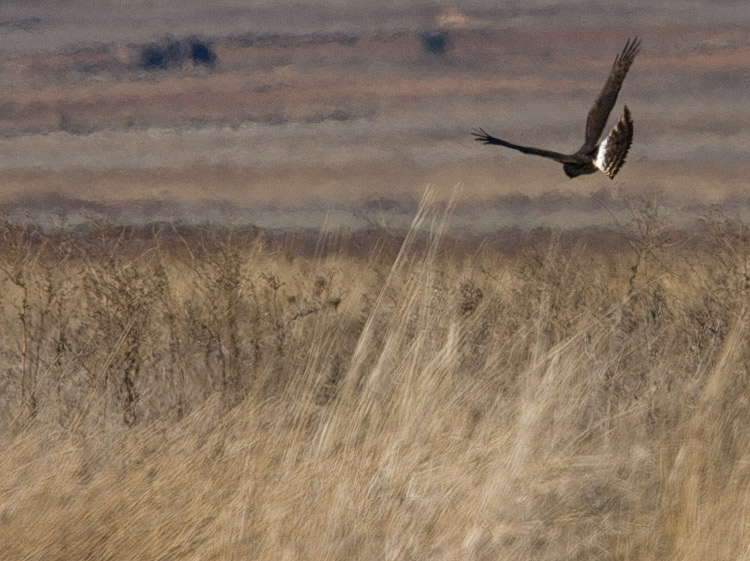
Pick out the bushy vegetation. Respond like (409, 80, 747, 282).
(1, 200, 749, 560)
(139, 37, 217, 70)
(420, 30, 450, 54)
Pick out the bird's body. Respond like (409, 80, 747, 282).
(473, 37, 640, 179)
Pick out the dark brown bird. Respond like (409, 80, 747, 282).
(473, 37, 640, 179)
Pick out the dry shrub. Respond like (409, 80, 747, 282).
(0, 199, 749, 560)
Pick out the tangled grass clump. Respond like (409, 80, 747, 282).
(1, 201, 749, 561)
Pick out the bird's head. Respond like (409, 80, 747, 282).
(563, 163, 581, 178)
(563, 161, 597, 179)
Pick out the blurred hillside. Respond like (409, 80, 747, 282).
(0, 3, 748, 227)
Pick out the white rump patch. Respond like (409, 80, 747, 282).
(594, 137, 609, 172)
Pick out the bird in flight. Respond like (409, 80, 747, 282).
(473, 37, 641, 179)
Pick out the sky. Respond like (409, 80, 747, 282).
(0, 1, 748, 229)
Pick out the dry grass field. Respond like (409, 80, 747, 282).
(1, 195, 749, 560)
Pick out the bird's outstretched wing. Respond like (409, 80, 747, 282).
(580, 37, 640, 154)
(472, 128, 579, 163)
(594, 106, 634, 179)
